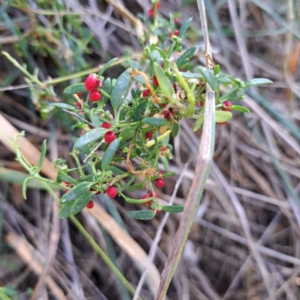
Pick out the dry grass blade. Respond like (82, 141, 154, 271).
(155, 0, 215, 298)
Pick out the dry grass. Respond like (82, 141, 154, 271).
(0, 0, 300, 299)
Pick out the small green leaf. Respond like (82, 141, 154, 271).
(217, 73, 233, 85)
(111, 68, 132, 110)
(22, 176, 32, 199)
(101, 78, 112, 103)
(51, 103, 77, 110)
(57, 171, 77, 185)
(178, 17, 192, 38)
(198, 66, 220, 92)
(60, 182, 93, 204)
(64, 83, 86, 95)
(161, 156, 169, 172)
(107, 166, 125, 175)
(176, 46, 197, 68)
(229, 105, 250, 113)
(142, 117, 169, 126)
(37, 140, 47, 173)
(73, 128, 106, 150)
(133, 100, 147, 121)
(72, 192, 93, 215)
(245, 78, 273, 87)
(127, 182, 145, 192)
(98, 57, 118, 76)
(59, 202, 73, 219)
(128, 210, 156, 220)
(119, 107, 126, 121)
(193, 115, 204, 132)
(101, 137, 122, 170)
(153, 62, 174, 100)
(162, 205, 184, 213)
(225, 89, 245, 101)
(171, 123, 180, 138)
(120, 127, 136, 141)
(129, 60, 141, 70)
(180, 72, 203, 79)
(215, 111, 232, 123)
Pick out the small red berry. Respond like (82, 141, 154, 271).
(84, 74, 100, 91)
(75, 101, 83, 109)
(104, 131, 116, 144)
(174, 29, 179, 36)
(174, 18, 179, 23)
(106, 186, 118, 198)
(173, 83, 177, 91)
(148, 8, 154, 18)
(155, 209, 161, 215)
(160, 146, 167, 152)
(156, 1, 161, 9)
(89, 90, 101, 102)
(153, 75, 159, 86)
(77, 93, 82, 98)
(86, 200, 94, 209)
(155, 178, 165, 188)
(222, 101, 232, 111)
(101, 122, 112, 129)
(145, 131, 153, 139)
(149, 191, 159, 198)
(142, 89, 150, 97)
(163, 110, 171, 120)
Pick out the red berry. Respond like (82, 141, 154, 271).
(155, 209, 161, 215)
(174, 18, 179, 23)
(145, 131, 153, 139)
(75, 101, 83, 109)
(222, 101, 232, 111)
(84, 74, 100, 91)
(86, 200, 94, 209)
(156, 1, 161, 9)
(163, 110, 171, 120)
(160, 146, 167, 152)
(148, 8, 154, 18)
(142, 194, 150, 199)
(77, 93, 82, 98)
(173, 83, 177, 91)
(153, 75, 159, 86)
(155, 178, 165, 188)
(142, 89, 150, 97)
(101, 122, 112, 129)
(106, 186, 118, 198)
(104, 131, 116, 144)
(89, 90, 101, 102)
(174, 29, 179, 36)
(149, 191, 159, 198)
(168, 32, 172, 39)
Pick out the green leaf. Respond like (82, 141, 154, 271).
(229, 105, 250, 113)
(215, 111, 232, 123)
(119, 107, 126, 121)
(132, 100, 147, 121)
(60, 182, 93, 204)
(51, 103, 77, 110)
(127, 182, 145, 192)
(120, 127, 136, 141)
(142, 117, 169, 126)
(161, 156, 169, 172)
(245, 78, 273, 87)
(214, 65, 220, 75)
(162, 205, 184, 213)
(64, 83, 86, 95)
(180, 72, 203, 79)
(111, 68, 132, 110)
(198, 66, 220, 92)
(71, 192, 93, 215)
(225, 89, 245, 101)
(101, 137, 122, 170)
(153, 62, 174, 100)
(59, 202, 73, 219)
(193, 115, 204, 132)
(57, 171, 77, 185)
(128, 210, 156, 220)
(129, 60, 141, 70)
(22, 176, 32, 199)
(107, 166, 125, 175)
(73, 128, 106, 150)
(178, 17, 192, 38)
(171, 123, 180, 138)
(217, 73, 233, 85)
(37, 140, 47, 173)
(98, 57, 118, 76)
(176, 46, 197, 68)
(101, 78, 112, 103)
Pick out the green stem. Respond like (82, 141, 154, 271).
(99, 88, 111, 99)
(121, 192, 156, 204)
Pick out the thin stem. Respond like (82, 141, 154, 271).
(62, 109, 94, 127)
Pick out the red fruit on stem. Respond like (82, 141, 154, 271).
(145, 131, 153, 139)
(104, 131, 116, 144)
(222, 101, 232, 111)
(160, 146, 167, 152)
(84, 74, 100, 91)
(168, 32, 172, 39)
(142, 89, 150, 97)
(153, 75, 159, 86)
(101, 122, 112, 129)
(155, 209, 161, 215)
(155, 178, 165, 188)
(174, 18, 179, 23)
(149, 191, 159, 198)
(163, 110, 171, 120)
(142, 194, 150, 199)
(174, 29, 179, 36)
(156, 1, 161, 9)
(89, 90, 101, 102)
(76, 93, 82, 98)
(173, 83, 177, 91)
(86, 200, 94, 209)
(106, 186, 118, 198)
(148, 8, 154, 18)
(75, 101, 83, 109)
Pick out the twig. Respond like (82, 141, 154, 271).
(83, 139, 105, 163)
(62, 109, 94, 127)
(133, 160, 191, 300)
